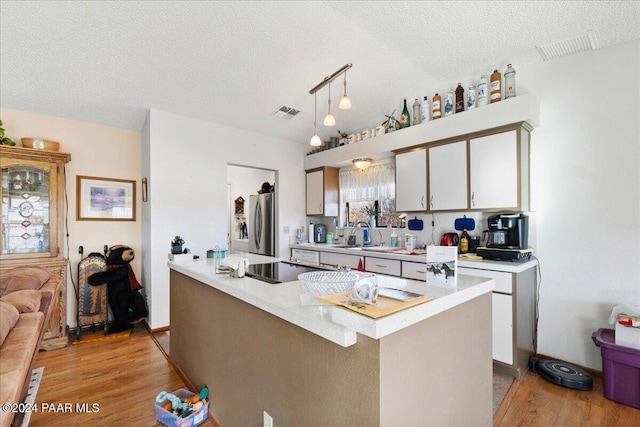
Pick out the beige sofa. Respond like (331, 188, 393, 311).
(0, 267, 61, 427)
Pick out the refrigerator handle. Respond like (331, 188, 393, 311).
(254, 201, 262, 250)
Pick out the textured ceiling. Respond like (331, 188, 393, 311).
(1, 1, 639, 145)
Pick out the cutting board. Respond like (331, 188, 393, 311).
(318, 292, 432, 319)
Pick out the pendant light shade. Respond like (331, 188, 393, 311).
(310, 134, 322, 146)
(323, 112, 336, 127)
(310, 93, 322, 146)
(339, 72, 351, 110)
(323, 83, 336, 127)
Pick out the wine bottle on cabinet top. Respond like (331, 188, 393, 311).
(490, 69, 502, 103)
(432, 93, 442, 119)
(477, 75, 488, 106)
(399, 98, 411, 128)
(505, 64, 516, 99)
(455, 83, 465, 113)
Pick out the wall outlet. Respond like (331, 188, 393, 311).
(283, 226, 290, 234)
(263, 411, 273, 427)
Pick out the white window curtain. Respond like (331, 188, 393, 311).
(339, 162, 396, 204)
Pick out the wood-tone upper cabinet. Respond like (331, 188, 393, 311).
(428, 140, 468, 211)
(395, 148, 427, 212)
(306, 167, 339, 216)
(469, 126, 530, 211)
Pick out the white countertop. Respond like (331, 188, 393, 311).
(290, 243, 538, 274)
(168, 254, 494, 348)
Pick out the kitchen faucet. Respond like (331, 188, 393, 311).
(350, 221, 371, 246)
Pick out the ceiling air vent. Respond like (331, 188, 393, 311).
(536, 30, 598, 61)
(273, 105, 300, 119)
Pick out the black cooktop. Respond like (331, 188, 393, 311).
(245, 262, 323, 284)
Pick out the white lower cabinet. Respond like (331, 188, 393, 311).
(492, 293, 513, 365)
(459, 265, 535, 379)
(401, 261, 428, 280)
(365, 257, 401, 276)
(320, 251, 361, 270)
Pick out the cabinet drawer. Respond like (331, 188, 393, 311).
(320, 252, 361, 270)
(365, 257, 401, 276)
(291, 249, 320, 266)
(458, 267, 513, 294)
(402, 261, 427, 281)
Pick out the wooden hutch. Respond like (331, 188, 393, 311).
(1, 145, 71, 349)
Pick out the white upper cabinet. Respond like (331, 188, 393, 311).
(428, 140, 468, 211)
(395, 149, 427, 212)
(469, 130, 521, 210)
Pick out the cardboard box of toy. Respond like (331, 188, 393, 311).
(615, 314, 640, 350)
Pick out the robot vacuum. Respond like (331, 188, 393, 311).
(530, 357, 593, 391)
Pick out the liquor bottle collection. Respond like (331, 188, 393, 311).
(404, 63, 516, 126)
(311, 64, 517, 153)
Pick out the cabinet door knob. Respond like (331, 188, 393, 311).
(471, 192, 475, 207)
(430, 195, 434, 209)
(421, 195, 425, 208)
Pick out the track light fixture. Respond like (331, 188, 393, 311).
(308, 63, 352, 141)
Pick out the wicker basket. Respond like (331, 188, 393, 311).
(21, 138, 60, 151)
(298, 271, 359, 297)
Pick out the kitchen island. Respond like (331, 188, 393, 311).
(169, 254, 495, 426)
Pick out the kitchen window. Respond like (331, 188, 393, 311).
(339, 160, 398, 227)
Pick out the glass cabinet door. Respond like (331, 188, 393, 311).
(1, 160, 58, 258)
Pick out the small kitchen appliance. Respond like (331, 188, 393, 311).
(484, 212, 529, 249)
(440, 232, 459, 246)
(314, 224, 327, 243)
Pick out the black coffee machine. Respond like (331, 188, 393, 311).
(484, 213, 529, 250)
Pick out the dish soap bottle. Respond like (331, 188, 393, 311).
(390, 229, 398, 247)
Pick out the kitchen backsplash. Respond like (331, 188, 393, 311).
(303, 211, 537, 249)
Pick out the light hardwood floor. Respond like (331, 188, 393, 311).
(28, 326, 639, 426)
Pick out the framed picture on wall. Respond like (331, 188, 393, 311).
(76, 175, 136, 221)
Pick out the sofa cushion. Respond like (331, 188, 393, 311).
(0, 267, 51, 297)
(0, 311, 44, 427)
(1, 290, 42, 313)
(0, 300, 19, 346)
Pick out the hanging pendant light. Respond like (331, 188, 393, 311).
(339, 72, 352, 110)
(323, 83, 336, 127)
(310, 93, 322, 146)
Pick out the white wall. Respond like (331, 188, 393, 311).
(142, 109, 307, 329)
(524, 40, 640, 369)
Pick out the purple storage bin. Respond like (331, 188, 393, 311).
(592, 328, 640, 409)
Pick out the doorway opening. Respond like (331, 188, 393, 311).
(227, 164, 277, 255)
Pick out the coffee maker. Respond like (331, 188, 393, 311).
(483, 213, 529, 250)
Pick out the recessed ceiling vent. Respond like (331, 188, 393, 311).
(273, 105, 300, 119)
(536, 30, 598, 61)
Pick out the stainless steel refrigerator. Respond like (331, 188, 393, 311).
(249, 193, 275, 256)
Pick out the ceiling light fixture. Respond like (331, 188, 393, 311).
(352, 157, 372, 170)
(339, 72, 351, 110)
(310, 93, 322, 146)
(323, 82, 336, 127)
(308, 63, 352, 137)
